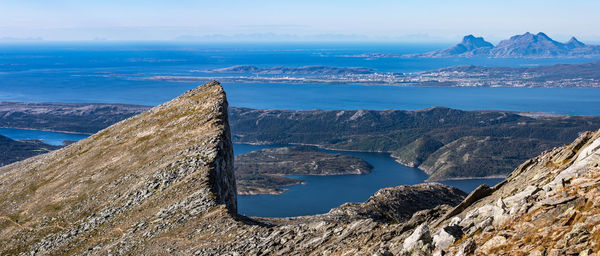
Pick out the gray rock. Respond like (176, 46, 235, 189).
(403, 223, 432, 253)
(433, 225, 463, 250)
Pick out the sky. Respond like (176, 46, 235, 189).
(1, 0, 600, 43)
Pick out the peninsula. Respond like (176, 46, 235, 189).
(235, 146, 372, 195)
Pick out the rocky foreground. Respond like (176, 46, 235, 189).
(0, 81, 599, 255)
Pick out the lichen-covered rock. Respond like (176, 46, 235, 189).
(402, 223, 433, 254)
(435, 128, 600, 255)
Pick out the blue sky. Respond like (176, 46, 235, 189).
(1, 0, 599, 42)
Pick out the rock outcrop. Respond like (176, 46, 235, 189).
(402, 128, 600, 255)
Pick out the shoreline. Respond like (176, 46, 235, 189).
(234, 141, 509, 183)
(426, 175, 507, 182)
(0, 126, 94, 135)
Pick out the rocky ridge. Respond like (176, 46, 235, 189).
(401, 128, 600, 255)
(0, 81, 237, 254)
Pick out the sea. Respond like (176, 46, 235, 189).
(0, 42, 599, 217)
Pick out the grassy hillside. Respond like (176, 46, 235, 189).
(229, 107, 600, 180)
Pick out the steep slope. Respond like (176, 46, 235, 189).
(419, 136, 553, 181)
(400, 128, 600, 255)
(0, 81, 236, 255)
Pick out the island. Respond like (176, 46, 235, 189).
(0, 101, 150, 134)
(235, 146, 372, 195)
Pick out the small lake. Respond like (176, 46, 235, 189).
(0, 129, 502, 217)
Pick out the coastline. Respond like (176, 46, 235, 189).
(0, 126, 94, 135)
(234, 141, 510, 184)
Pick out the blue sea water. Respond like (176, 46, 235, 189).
(0, 42, 598, 217)
(0, 43, 599, 115)
(0, 128, 88, 146)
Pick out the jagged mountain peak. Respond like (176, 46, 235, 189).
(460, 34, 494, 48)
(567, 36, 586, 48)
(500, 32, 559, 44)
(417, 32, 600, 58)
(418, 34, 493, 57)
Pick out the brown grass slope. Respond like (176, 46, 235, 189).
(0, 81, 236, 255)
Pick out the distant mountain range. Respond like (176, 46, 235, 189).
(415, 32, 600, 58)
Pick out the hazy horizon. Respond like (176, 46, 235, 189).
(1, 0, 600, 43)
